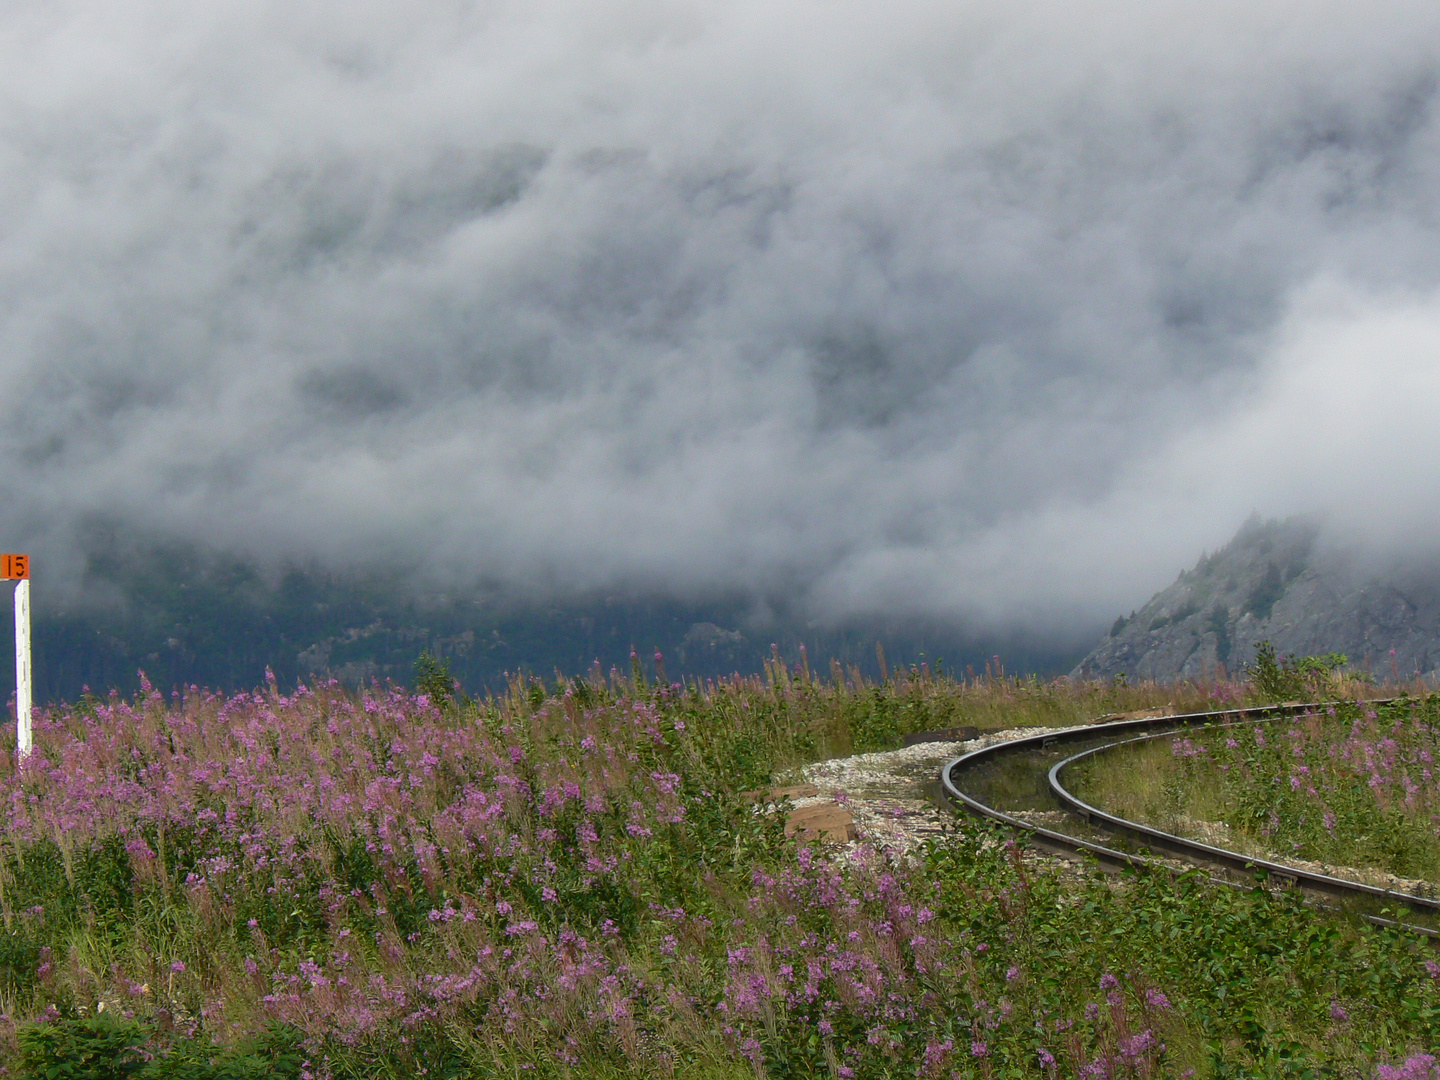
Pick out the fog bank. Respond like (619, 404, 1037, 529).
(4, 0, 1440, 632)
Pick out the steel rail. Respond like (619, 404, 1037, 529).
(938, 697, 1440, 932)
(1048, 726, 1440, 916)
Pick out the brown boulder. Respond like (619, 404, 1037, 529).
(784, 802, 857, 843)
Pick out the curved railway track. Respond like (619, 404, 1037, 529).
(938, 701, 1440, 935)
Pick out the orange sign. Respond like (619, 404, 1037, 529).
(2, 554, 28, 580)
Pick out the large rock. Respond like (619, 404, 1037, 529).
(1073, 516, 1440, 683)
(783, 802, 858, 843)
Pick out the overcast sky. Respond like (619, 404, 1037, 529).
(4, 0, 1440, 635)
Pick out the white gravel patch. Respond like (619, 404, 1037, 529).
(790, 727, 1068, 856)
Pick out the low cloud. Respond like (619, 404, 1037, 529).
(3, 0, 1440, 635)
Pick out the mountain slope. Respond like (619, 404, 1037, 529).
(1073, 517, 1440, 682)
(8, 536, 1085, 702)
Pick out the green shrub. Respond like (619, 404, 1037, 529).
(18, 1014, 149, 1080)
(1247, 640, 1349, 701)
(16, 1019, 306, 1080)
(413, 651, 463, 710)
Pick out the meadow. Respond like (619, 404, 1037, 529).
(0, 653, 1433, 1078)
(1071, 696, 1440, 890)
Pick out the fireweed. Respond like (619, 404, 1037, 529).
(0, 669, 1430, 1076)
(1196, 698, 1440, 882)
(1081, 697, 1440, 885)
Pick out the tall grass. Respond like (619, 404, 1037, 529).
(1071, 695, 1440, 887)
(0, 661, 1430, 1077)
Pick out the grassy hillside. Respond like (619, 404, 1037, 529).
(0, 661, 1433, 1078)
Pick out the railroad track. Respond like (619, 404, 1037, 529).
(938, 701, 1440, 935)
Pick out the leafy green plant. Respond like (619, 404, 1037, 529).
(412, 650, 464, 709)
(1246, 640, 1349, 701)
(18, 1015, 149, 1080)
(17, 1018, 307, 1080)
(921, 823, 1439, 1076)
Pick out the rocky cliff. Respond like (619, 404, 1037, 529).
(1072, 517, 1440, 682)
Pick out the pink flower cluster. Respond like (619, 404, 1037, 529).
(1178, 701, 1440, 875)
(0, 679, 694, 1059)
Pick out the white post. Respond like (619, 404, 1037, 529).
(14, 578, 29, 759)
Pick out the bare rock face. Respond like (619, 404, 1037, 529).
(1073, 516, 1440, 683)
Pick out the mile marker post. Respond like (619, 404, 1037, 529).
(2, 555, 30, 759)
